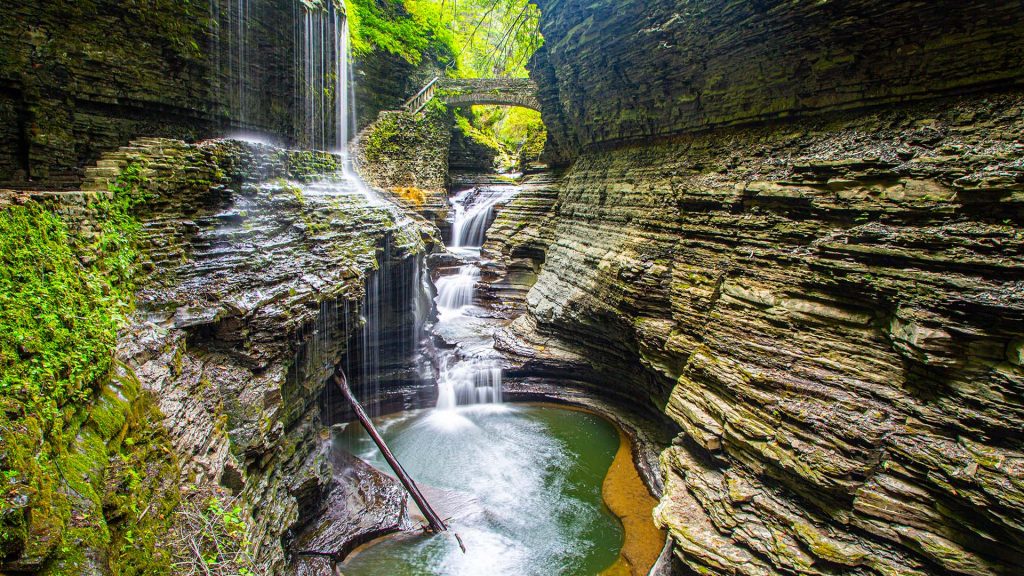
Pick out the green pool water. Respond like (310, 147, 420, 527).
(336, 404, 624, 576)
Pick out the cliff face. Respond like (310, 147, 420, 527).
(530, 0, 1024, 166)
(115, 139, 430, 571)
(501, 1, 1024, 574)
(0, 0, 434, 190)
(0, 0, 302, 188)
(1, 139, 430, 573)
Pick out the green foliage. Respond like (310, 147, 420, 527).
(419, 0, 543, 78)
(104, 386, 182, 576)
(459, 106, 545, 170)
(344, 0, 541, 75)
(345, 0, 455, 65)
(169, 488, 257, 575)
(398, 1, 546, 168)
(454, 110, 515, 170)
(0, 164, 146, 429)
(455, 111, 502, 151)
(477, 105, 544, 156)
(362, 113, 406, 160)
(0, 163, 184, 573)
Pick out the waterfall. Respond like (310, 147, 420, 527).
(431, 259, 504, 410)
(434, 265, 480, 316)
(300, 1, 349, 151)
(209, 0, 351, 150)
(237, 0, 251, 123)
(436, 360, 503, 409)
(450, 186, 520, 249)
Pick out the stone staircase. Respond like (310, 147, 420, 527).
(80, 137, 184, 192)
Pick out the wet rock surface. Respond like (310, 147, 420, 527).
(488, 92, 1024, 575)
(84, 138, 430, 571)
(353, 110, 452, 228)
(480, 170, 562, 312)
(0, 1, 300, 188)
(289, 446, 411, 568)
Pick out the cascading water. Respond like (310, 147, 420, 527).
(210, 0, 351, 150)
(430, 185, 529, 411)
(299, 0, 350, 151)
(449, 186, 520, 249)
(434, 265, 479, 317)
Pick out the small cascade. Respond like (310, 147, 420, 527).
(431, 257, 504, 410)
(427, 181, 535, 410)
(434, 265, 480, 316)
(436, 359, 503, 409)
(450, 186, 520, 249)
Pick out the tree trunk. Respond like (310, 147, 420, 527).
(333, 371, 449, 534)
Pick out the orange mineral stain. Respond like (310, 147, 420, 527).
(599, 428, 666, 576)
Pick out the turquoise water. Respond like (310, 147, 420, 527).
(337, 404, 623, 576)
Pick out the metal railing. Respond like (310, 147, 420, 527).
(403, 76, 440, 113)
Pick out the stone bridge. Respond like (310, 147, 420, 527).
(404, 77, 540, 113)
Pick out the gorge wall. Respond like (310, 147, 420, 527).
(496, 1, 1024, 574)
(0, 0, 292, 188)
(530, 0, 1024, 166)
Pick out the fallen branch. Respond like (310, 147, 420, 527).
(333, 370, 450, 535)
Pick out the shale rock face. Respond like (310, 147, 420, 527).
(530, 0, 1024, 166)
(86, 138, 427, 571)
(0, 0, 439, 190)
(353, 109, 452, 227)
(501, 92, 1024, 576)
(0, 1, 303, 188)
(494, 1, 1024, 574)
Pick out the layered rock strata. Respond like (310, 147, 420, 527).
(505, 2, 1024, 573)
(530, 0, 1024, 166)
(494, 91, 1024, 575)
(120, 139, 430, 571)
(481, 170, 561, 311)
(353, 109, 452, 227)
(9, 138, 431, 572)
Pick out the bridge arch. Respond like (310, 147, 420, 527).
(404, 77, 541, 113)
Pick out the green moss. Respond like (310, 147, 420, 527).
(283, 150, 340, 181)
(0, 162, 182, 572)
(0, 406, 65, 561)
(104, 393, 180, 576)
(363, 113, 405, 159)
